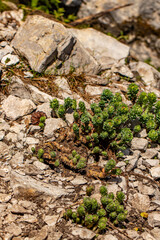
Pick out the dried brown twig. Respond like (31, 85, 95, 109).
(70, 3, 133, 26)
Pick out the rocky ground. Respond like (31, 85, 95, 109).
(0, 2, 160, 240)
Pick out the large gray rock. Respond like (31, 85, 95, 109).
(12, 15, 100, 75)
(77, 0, 143, 25)
(10, 171, 68, 199)
(2, 95, 36, 120)
(69, 28, 129, 69)
(140, 0, 160, 32)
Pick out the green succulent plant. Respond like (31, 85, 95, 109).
(54, 159, 60, 167)
(57, 104, 65, 118)
(39, 122, 45, 128)
(50, 98, 59, 110)
(101, 89, 113, 103)
(127, 83, 139, 102)
(85, 214, 93, 227)
(77, 205, 85, 217)
(97, 208, 106, 217)
(109, 211, 117, 219)
(86, 185, 95, 196)
(116, 191, 125, 203)
(92, 146, 101, 154)
(100, 186, 108, 196)
(72, 123, 79, 137)
(73, 111, 79, 121)
(64, 186, 127, 232)
(79, 101, 86, 113)
(38, 148, 44, 158)
(133, 125, 141, 133)
(77, 158, 86, 169)
(148, 129, 159, 142)
(50, 151, 56, 158)
(117, 213, 126, 222)
(64, 97, 73, 110)
(104, 159, 116, 173)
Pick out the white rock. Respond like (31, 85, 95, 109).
(141, 149, 158, 159)
(0, 122, 10, 131)
(0, 41, 7, 47)
(65, 112, 74, 125)
(131, 138, 148, 151)
(126, 229, 139, 239)
(102, 235, 118, 240)
(33, 161, 49, 170)
(25, 137, 39, 145)
(1, 9, 23, 22)
(0, 193, 12, 203)
(44, 215, 59, 226)
(0, 45, 13, 60)
(24, 71, 34, 78)
(151, 228, 160, 240)
(0, 27, 16, 41)
(131, 193, 150, 212)
(138, 182, 155, 196)
(148, 212, 160, 227)
(69, 28, 129, 70)
(135, 61, 160, 88)
(139, 129, 147, 138)
(18, 214, 37, 223)
(37, 103, 52, 118)
(106, 183, 120, 195)
(85, 85, 120, 96)
(114, 64, 134, 79)
(125, 150, 140, 171)
(0, 131, 5, 140)
(71, 176, 87, 185)
(85, 85, 105, 96)
(0, 142, 9, 158)
(143, 159, 159, 167)
(150, 166, 160, 179)
(118, 176, 127, 192)
(71, 226, 96, 239)
(28, 84, 53, 104)
(44, 118, 67, 138)
(141, 232, 156, 240)
(5, 132, 18, 142)
(34, 225, 49, 240)
(54, 76, 72, 94)
(1, 53, 19, 66)
(5, 223, 22, 236)
(10, 152, 24, 167)
(2, 95, 36, 120)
